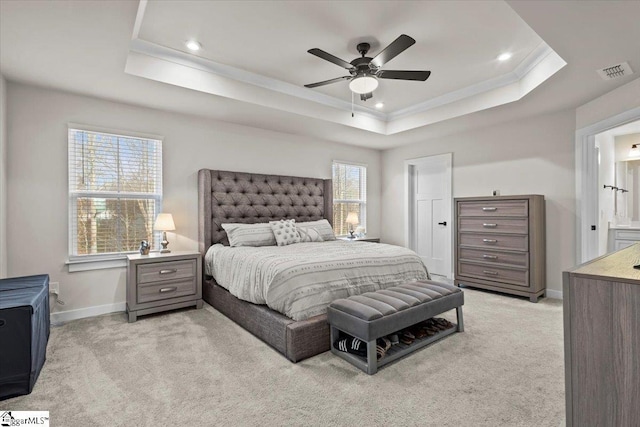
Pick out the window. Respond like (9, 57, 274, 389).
(68, 126, 162, 261)
(332, 161, 366, 236)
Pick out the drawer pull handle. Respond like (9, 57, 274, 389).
(482, 207, 497, 211)
(483, 239, 498, 243)
(159, 287, 177, 293)
(483, 254, 498, 259)
(159, 269, 177, 275)
(483, 223, 497, 228)
(483, 270, 499, 276)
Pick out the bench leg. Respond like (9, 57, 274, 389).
(366, 339, 377, 375)
(330, 325, 337, 350)
(456, 306, 464, 332)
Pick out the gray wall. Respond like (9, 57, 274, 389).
(380, 110, 577, 295)
(6, 82, 381, 315)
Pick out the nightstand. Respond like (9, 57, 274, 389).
(126, 251, 202, 322)
(338, 237, 381, 243)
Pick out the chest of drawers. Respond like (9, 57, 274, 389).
(454, 195, 546, 302)
(126, 251, 203, 322)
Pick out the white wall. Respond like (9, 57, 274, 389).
(6, 82, 381, 317)
(381, 110, 576, 295)
(576, 77, 640, 130)
(595, 133, 615, 255)
(0, 75, 7, 278)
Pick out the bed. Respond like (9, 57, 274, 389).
(198, 169, 429, 362)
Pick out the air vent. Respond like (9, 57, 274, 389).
(597, 62, 634, 80)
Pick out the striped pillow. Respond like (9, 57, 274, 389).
(221, 223, 276, 247)
(296, 219, 336, 241)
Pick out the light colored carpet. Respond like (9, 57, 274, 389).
(1, 289, 565, 426)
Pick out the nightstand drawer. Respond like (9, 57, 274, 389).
(137, 279, 196, 304)
(137, 260, 196, 284)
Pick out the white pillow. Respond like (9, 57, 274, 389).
(269, 219, 301, 246)
(297, 226, 324, 243)
(221, 223, 276, 247)
(296, 219, 336, 241)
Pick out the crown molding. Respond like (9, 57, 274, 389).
(129, 3, 565, 135)
(129, 39, 386, 122)
(388, 42, 554, 121)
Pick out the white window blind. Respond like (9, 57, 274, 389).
(332, 161, 367, 236)
(68, 127, 162, 259)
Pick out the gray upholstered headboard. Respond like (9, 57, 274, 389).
(198, 169, 333, 254)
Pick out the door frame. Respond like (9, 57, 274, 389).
(404, 153, 453, 278)
(576, 106, 640, 263)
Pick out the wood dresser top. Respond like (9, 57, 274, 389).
(569, 243, 640, 285)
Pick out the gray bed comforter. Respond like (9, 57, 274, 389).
(205, 240, 429, 321)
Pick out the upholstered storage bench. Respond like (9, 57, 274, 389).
(327, 280, 463, 374)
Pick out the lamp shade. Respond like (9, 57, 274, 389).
(346, 212, 359, 225)
(630, 144, 640, 158)
(349, 75, 378, 94)
(154, 213, 175, 231)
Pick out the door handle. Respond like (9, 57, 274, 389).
(438, 221, 447, 226)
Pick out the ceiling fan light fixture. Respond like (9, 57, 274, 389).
(349, 75, 378, 94)
(185, 40, 202, 51)
(629, 144, 639, 157)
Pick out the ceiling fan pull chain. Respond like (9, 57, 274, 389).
(351, 91, 354, 118)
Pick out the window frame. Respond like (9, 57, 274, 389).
(332, 160, 367, 237)
(67, 123, 164, 271)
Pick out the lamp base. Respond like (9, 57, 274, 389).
(160, 231, 170, 253)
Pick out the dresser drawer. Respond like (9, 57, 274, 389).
(137, 279, 196, 304)
(458, 217, 528, 234)
(458, 233, 528, 251)
(458, 247, 528, 267)
(458, 262, 529, 287)
(458, 200, 528, 217)
(137, 260, 196, 285)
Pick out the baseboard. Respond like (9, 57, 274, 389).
(545, 289, 563, 300)
(51, 302, 126, 323)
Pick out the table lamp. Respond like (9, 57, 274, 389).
(154, 213, 176, 253)
(346, 212, 359, 239)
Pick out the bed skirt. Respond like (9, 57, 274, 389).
(203, 277, 330, 362)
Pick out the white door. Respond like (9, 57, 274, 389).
(406, 154, 452, 278)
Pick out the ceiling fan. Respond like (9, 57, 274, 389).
(305, 34, 431, 101)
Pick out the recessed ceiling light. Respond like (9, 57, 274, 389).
(185, 40, 202, 51)
(375, 102, 384, 109)
(497, 53, 512, 61)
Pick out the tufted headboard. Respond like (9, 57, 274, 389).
(198, 169, 333, 254)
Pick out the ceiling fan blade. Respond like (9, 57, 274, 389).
(370, 34, 416, 68)
(304, 76, 351, 88)
(308, 48, 354, 70)
(377, 70, 431, 81)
